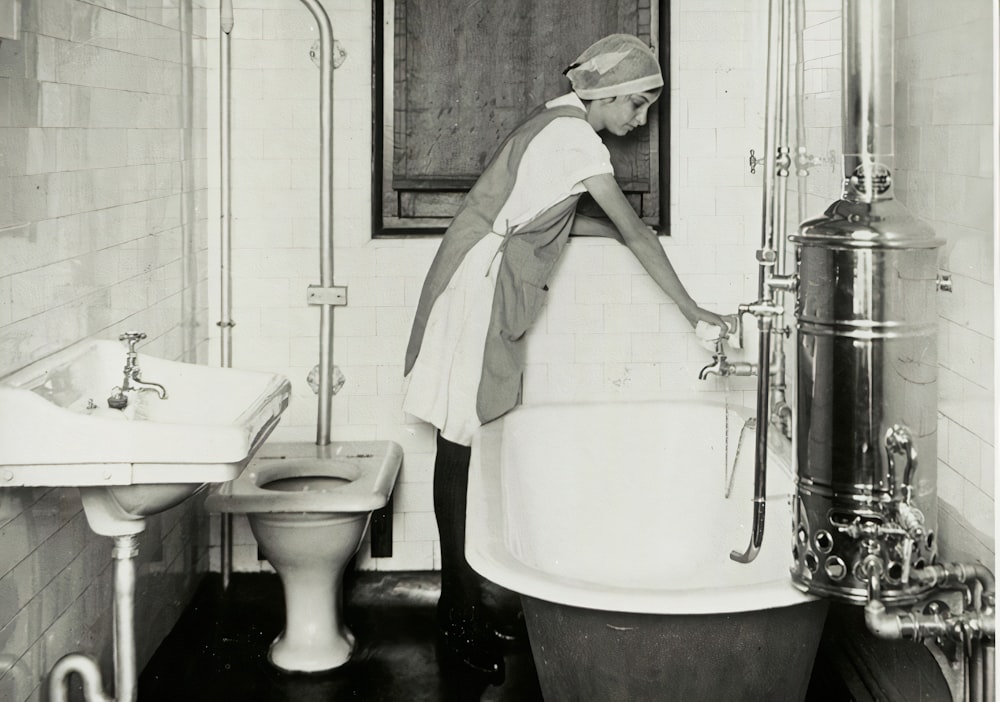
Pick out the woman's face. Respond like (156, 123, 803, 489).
(601, 89, 661, 136)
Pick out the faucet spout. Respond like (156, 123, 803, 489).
(699, 354, 728, 380)
(128, 373, 168, 400)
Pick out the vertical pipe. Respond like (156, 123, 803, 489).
(220, 1, 234, 367)
(47, 535, 140, 702)
(219, 0, 234, 592)
(297, 0, 336, 446)
(841, 0, 894, 203)
(769, 0, 793, 433)
(793, 0, 809, 223)
(111, 535, 139, 702)
(731, 0, 786, 564)
(774, 0, 791, 273)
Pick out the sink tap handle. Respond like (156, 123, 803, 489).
(119, 331, 147, 353)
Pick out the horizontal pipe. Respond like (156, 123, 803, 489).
(911, 562, 996, 595)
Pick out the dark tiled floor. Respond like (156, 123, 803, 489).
(138, 570, 543, 702)
(139, 569, 865, 702)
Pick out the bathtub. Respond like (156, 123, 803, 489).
(466, 399, 827, 701)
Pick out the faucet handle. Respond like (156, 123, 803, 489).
(119, 331, 147, 352)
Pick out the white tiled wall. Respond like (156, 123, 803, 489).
(895, 0, 995, 564)
(0, 1, 209, 700)
(206, 0, 994, 574)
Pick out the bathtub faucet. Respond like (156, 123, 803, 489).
(698, 339, 757, 380)
(107, 332, 168, 409)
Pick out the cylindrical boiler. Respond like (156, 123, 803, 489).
(789, 198, 942, 604)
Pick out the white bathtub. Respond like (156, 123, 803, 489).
(466, 400, 826, 701)
(467, 399, 814, 615)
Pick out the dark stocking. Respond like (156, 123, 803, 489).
(432, 432, 505, 681)
(432, 432, 485, 613)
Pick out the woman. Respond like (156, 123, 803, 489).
(403, 34, 728, 679)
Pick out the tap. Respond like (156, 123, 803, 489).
(698, 340, 757, 380)
(107, 332, 168, 409)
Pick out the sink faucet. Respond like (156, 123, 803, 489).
(107, 332, 168, 409)
(698, 339, 757, 380)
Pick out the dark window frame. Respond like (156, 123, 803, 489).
(370, 1, 670, 238)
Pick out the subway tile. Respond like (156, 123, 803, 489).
(631, 332, 689, 364)
(544, 302, 603, 335)
(574, 333, 631, 364)
(403, 512, 438, 542)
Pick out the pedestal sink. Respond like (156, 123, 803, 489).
(0, 335, 292, 702)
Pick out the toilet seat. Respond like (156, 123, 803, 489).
(206, 441, 403, 515)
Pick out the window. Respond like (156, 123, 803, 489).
(373, 0, 668, 236)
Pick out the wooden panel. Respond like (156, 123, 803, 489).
(394, 0, 650, 189)
(378, 0, 664, 231)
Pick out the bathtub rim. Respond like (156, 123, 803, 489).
(466, 398, 819, 615)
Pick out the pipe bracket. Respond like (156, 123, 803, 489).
(307, 285, 348, 306)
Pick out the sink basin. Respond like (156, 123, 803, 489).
(0, 338, 292, 534)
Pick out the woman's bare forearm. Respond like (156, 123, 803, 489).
(582, 173, 726, 329)
(570, 214, 624, 242)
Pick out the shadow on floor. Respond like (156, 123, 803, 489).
(138, 570, 542, 702)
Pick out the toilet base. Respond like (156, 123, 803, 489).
(249, 511, 370, 673)
(268, 625, 356, 673)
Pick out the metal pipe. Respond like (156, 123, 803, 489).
(219, 0, 235, 592)
(730, 316, 772, 563)
(841, 0, 894, 203)
(48, 535, 140, 702)
(983, 640, 996, 702)
(911, 562, 997, 598)
(863, 597, 996, 642)
(219, 0, 234, 367)
(730, 0, 786, 564)
(769, 0, 793, 438)
(793, 0, 809, 222)
(971, 640, 985, 702)
(297, 0, 336, 446)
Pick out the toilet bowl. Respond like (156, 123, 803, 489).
(206, 440, 403, 673)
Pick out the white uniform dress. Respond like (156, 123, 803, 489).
(403, 94, 614, 446)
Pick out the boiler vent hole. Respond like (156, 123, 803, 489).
(814, 530, 834, 553)
(804, 552, 819, 573)
(824, 556, 847, 581)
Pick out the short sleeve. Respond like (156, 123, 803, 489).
(492, 115, 615, 233)
(541, 117, 614, 189)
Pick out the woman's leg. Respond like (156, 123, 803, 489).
(433, 432, 485, 613)
(432, 432, 504, 680)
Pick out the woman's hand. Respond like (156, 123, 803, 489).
(682, 305, 730, 336)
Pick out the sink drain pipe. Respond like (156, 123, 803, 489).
(48, 534, 141, 702)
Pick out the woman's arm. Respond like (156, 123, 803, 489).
(570, 214, 624, 242)
(581, 173, 727, 330)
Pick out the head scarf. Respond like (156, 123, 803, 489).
(565, 34, 663, 100)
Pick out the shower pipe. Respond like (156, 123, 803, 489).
(219, 0, 235, 592)
(767, 0, 794, 439)
(298, 0, 343, 447)
(730, 0, 797, 564)
(216, 0, 343, 586)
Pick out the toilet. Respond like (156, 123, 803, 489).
(205, 440, 402, 673)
